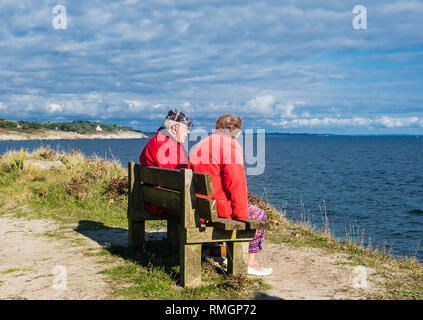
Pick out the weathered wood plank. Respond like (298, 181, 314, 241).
(212, 218, 246, 231)
(193, 172, 214, 196)
(180, 243, 202, 287)
(137, 164, 181, 190)
(131, 210, 178, 221)
(128, 219, 145, 249)
(128, 162, 146, 249)
(233, 218, 268, 229)
(181, 169, 197, 228)
(141, 184, 181, 213)
(227, 241, 249, 275)
(185, 227, 256, 244)
(196, 197, 219, 222)
(132, 164, 146, 210)
(127, 162, 135, 219)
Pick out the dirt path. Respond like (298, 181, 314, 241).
(0, 215, 381, 300)
(257, 243, 381, 299)
(0, 216, 114, 299)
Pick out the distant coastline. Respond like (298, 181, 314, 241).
(0, 129, 148, 141)
(0, 119, 149, 141)
(266, 132, 421, 137)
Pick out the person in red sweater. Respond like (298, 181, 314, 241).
(139, 109, 193, 215)
(189, 114, 272, 276)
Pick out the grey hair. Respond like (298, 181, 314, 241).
(162, 118, 179, 130)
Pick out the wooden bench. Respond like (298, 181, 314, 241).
(127, 162, 268, 287)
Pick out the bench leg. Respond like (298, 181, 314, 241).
(128, 219, 145, 249)
(227, 241, 249, 275)
(180, 242, 202, 287)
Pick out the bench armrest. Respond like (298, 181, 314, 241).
(233, 219, 268, 230)
(212, 218, 246, 231)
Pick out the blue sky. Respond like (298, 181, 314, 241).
(0, 0, 423, 134)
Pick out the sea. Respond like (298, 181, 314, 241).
(1, 134, 422, 261)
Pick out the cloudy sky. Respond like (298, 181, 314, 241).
(1, 0, 423, 134)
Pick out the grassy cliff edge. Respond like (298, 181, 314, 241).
(0, 148, 422, 300)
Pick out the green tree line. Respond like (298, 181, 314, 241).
(0, 119, 133, 134)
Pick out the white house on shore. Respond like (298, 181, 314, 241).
(96, 125, 102, 132)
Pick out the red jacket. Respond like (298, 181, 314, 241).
(189, 132, 249, 220)
(139, 128, 188, 215)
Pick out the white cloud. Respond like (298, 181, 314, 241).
(268, 116, 422, 129)
(0, 102, 6, 110)
(125, 100, 146, 110)
(175, 20, 190, 34)
(275, 102, 297, 118)
(246, 95, 275, 114)
(47, 103, 63, 113)
(376, 116, 419, 128)
(380, 1, 423, 14)
(245, 98, 307, 118)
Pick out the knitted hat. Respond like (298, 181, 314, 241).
(165, 109, 193, 127)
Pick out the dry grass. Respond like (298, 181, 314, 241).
(0, 146, 128, 226)
(106, 177, 128, 204)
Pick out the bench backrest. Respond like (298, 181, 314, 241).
(127, 162, 219, 228)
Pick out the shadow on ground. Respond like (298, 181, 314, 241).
(74, 220, 276, 294)
(254, 292, 283, 300)
(74, 220, 167, 246)
(74, 220, 180, 281)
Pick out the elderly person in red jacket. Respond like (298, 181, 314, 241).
(139, 109, 193, 215)
(189, 114, 272, 276)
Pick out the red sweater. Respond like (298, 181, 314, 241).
(139, 129, 188, 215)
(189, 132, 249, 220)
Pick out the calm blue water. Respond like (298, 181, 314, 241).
(1, 136, 422, 261)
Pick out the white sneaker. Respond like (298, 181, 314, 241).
(222, 258, 227, 266)
(248, 266, 273, 276)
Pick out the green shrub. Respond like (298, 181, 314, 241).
(10, 148, 26, 170)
